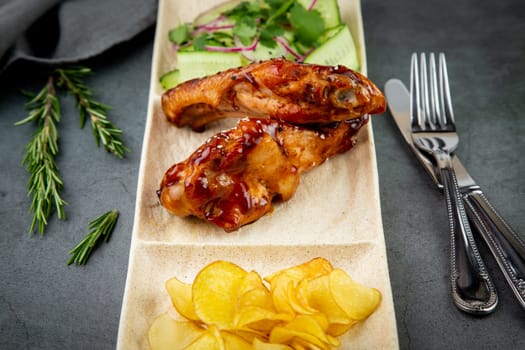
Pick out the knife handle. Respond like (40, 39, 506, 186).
(463, 189, 525, 309)
(440, 167, 498, 314)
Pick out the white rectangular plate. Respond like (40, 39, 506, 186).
(117, 0, 399, 348)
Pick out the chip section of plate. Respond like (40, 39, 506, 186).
(116, 0, 399, 349)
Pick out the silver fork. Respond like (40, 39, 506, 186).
(410, 52, 498, 314)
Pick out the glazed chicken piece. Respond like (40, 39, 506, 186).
(161, 58, 385, 131)
(158, 117, 368, 232)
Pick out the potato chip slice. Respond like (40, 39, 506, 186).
(238, 271, 267, 296)
(222, 330, 253, 349)
(225, 329, 263, 345)
(286, 279, 318, 315)
(325, 322, 356, 337)
(266, 258, 334, 316)
(288, 340, 307, 350)
(330, 269, 382, 321)
(147, 313, 204, 350)
(306, 274, 353, 328)
(253, 338, 293, 349)
(293, 279, 312, 312)
(165, 277, 199, 321)
(235, 305, 292, 333)
(239, 288, 273, 310)
(265, 257, 333, 284)
(192, 260, 248, 329)
(269, 315, 338, 349)
(238, 272, 273, 310)
(270, 277, 302, 316)
(184, 331, 222, 350)
(269, 277, 318, 316)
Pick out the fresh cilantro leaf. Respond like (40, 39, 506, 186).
(233, 17, 258, 45)
(289, 3, 325, 47)
(226, 1, 260, 20)
(259, 31, 277, 48)
(264, 0, 288, 10)
(259, 24, 285, 48)
(266, 0, 294, 26)
(193, 33, 209, 51)
(168, 24, 190, 45)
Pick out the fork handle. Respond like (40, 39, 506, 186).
(439, 165, 498, 314)
(463, 190, 525, 309)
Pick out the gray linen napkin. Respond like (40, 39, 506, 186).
(0, 0, 157, 72)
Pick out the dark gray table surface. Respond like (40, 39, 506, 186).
(1, 0, 524, 349)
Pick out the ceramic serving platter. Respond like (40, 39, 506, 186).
(117, 0, 398, 348)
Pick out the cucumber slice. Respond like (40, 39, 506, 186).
(242, 31, 297, 61)
(242, 42, 287, 62)
(298, 0, 342, 29)
(160, 69, 180, 90)
(304, 25, 359, 71)
(160, 51, 243, 89)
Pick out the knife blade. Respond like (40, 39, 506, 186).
(385, 78, 525, 309)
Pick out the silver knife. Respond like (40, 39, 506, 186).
(385, 78, 525, 309)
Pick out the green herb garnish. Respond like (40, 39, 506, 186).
(15, 78, 67, 234)
(56, 67, 128, 158)
(67, 209, 119, 266)
(168, 0, 326, 59)
(16, 67, 128, 235)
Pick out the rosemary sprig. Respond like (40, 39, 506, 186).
(16, 66, 128, 236)
(67, 209, 119, 266)
(15, 77, 67, 234)
(56, 67, 129, 159)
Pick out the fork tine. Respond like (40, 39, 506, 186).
(439, 53, 455, 127)
(410, 53, 422, 129)
(420, 53, 431, 129)
(428, 53, 440, 127)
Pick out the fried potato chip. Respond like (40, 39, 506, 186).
(264, 257, 333, 285)
(325, 322, 355, 337)
(284, 315, 338, 347)
(239, 288, 273, 310)
(268, 276, 317, 316)
(147, 313, 204, 350)
(238, 272, 273, 310)
(268, 315, 340, 349)
(238, 271, 267, 296)
(224, 328, 263, 345)
(286, 279, 318, 315)
(148, 258, 382, 349)
(184, 331, 222, 350)
(266, 258, 334, 316)
(235, 305, 292, 333)
(165, 277, 199, 321)
(306, 273, 354, 334)
(268, 277, 295, 315)
(330, 269, 382, 321)
(221, 330, 254, 349)
(288, 340, 307, 350)
(192, 260, 248, 329)
(293, 279, 312, 312)
(253, 338, 293, 349)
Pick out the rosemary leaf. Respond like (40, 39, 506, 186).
(17, 66, 126, 237)
(16, 77, 67, 234)
(67, 209, 119, 266)
(55, 67, 129, 159)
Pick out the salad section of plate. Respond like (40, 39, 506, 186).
(117, 0, 398, 348)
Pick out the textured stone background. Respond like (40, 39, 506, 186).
(0, 0, 524, 348)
